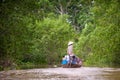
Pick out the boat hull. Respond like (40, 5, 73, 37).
(62, 63, 82, 68)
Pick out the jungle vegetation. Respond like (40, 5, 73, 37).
(0, 0, 120, 70)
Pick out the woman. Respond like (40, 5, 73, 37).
(67, 41, 74, 56)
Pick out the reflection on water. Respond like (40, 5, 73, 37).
(0, 67, 120, 80)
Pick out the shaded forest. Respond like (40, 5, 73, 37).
(0, 0, 120, 70)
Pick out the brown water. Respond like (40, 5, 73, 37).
(0, 67, 120, 80)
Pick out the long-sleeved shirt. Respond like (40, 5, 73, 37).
(67, 45, 74, 55)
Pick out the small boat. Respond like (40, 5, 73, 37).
(61, 55, 82, 68)
(62, 63, 82, 68)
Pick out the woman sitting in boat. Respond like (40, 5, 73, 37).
(61, 55, 68, 65)
(72, 55, 77, 64)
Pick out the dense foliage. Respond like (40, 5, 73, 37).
(0, 0, 75, 70)
(75, 0, 120, 67)
(0, 0, 120, 70)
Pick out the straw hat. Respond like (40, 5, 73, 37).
(68, 41, 74, 46)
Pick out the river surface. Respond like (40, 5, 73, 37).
(0, 67, 120, 80)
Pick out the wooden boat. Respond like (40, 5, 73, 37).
(62, 63, 82, 68)
(61, 55, 82, 68)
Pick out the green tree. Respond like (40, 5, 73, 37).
(75, 0, 120, 66)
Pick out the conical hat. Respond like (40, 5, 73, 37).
(68, 41, 74, 46)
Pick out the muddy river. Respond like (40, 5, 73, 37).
(0, 67, 120, 80)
